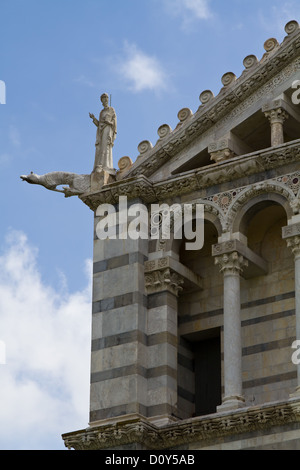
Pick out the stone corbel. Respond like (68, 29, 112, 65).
(208, 138, 237, 164)
(144, 256, 202, 296)
(212, 238, 268, 278)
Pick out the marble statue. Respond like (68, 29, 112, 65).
(89, 93, 117, 172)
(20, 93, 118, 197)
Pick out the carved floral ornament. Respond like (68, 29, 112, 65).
(81, 139, 300, 211)
(144, 268, 184, 296)
(152, 170, 300, 236)
(62, 398, 300, 450)
(214, 252, 248, 276)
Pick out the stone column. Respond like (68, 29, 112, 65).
(214, 251, 248, 411)
(282, 224, 300, 396)
(263, 102, 289, 147)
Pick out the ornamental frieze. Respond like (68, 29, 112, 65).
(126, 51, 300, 179)
(62, 398, 300, 450)
(80, 140, 300, 212)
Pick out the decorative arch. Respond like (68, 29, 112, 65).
(225, 181, 295, 234)
(152, 201, 223, 254)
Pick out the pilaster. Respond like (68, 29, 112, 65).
(144, 256, 185, 425)
(282, 223, 300, 397)
(90, 200, 148, 424)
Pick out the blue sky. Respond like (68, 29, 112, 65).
(0, 0, 299, 450)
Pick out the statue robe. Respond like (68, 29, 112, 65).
(94, 106, 117, 171)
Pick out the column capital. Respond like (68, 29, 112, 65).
(262, 99, 290, 123)
(263, 107, 289, 125)
(212, 238, 266, 278)
(144, 257, 184, 296)
(262, 100, 289, 147)
(286, 236, 300, 258)
(145, 268, 184, 296)
(282, 223, 300, 257)
(144, 256, 202, 296)
(214, 251, 248, 276)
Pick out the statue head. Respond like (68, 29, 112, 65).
(100, 93, 109, 106)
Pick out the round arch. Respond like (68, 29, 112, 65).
(153, 205, 223, 255)
(229, 188, 293, 235)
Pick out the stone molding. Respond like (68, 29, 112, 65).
(62, 398, 300, 450)
(80, 142, 300, 215)
(123, 29, 300, 179)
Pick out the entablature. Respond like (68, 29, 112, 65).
(80, 139, 300, 212)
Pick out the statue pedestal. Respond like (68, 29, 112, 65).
(91, 166, 115, 192)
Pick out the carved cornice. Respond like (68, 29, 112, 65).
(123, 29, 300, 179)
(80, 140, 300, 211)
(62, 398, 300, 450)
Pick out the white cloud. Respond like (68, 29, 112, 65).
(178, 0, 211, 19)
(0, 230, 92, 449)
(118, 42, 168, 93)
(163, 0, 212, 28)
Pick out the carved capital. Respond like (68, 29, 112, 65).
(145, 268, 184, 296)
(263, 101, 290, 147)
(214, 251, 248, 276)
(145, 257, 185, 295)
(264, 107, 289, 125)
(290, 198, 300, 215)
(282, 224, 300, 257)
(286, 236, 300, 258)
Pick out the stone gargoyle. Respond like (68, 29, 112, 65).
(20, 171, 91, 198)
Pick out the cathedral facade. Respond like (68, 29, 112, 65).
(62, 21, 300, 450)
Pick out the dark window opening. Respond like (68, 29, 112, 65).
(193, 336, 222, 416)
(178, 329, 222, 418)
